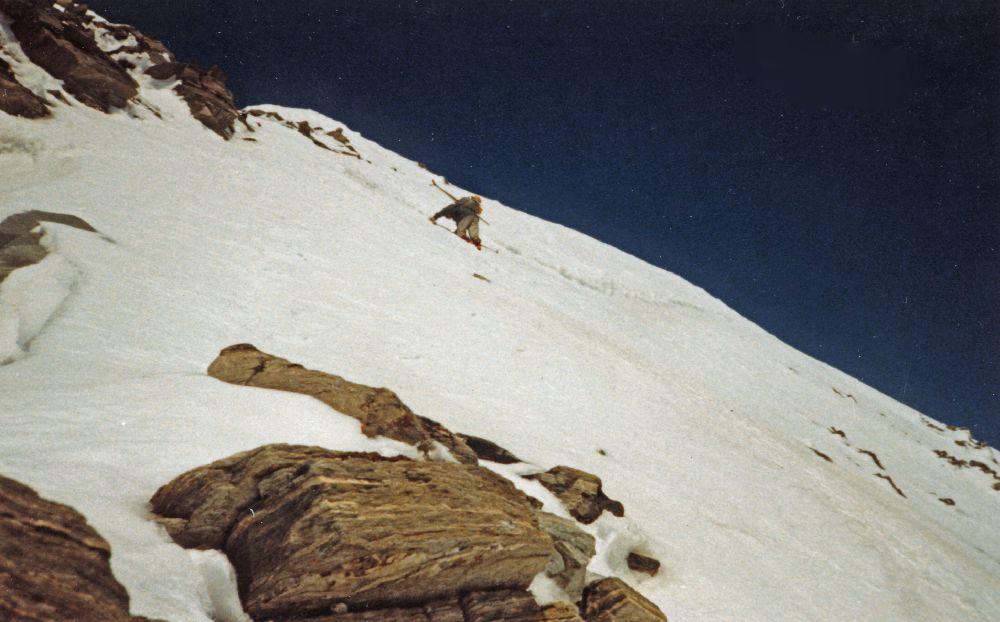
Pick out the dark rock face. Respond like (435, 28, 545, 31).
(0, 210, 97, 283)
(527, 466, 625, 524)
(0, 0, 138, 111)
(0, 474, 155, 622)
(582, 578, 668, 622)
(145, 62, 238, 138)
(457, 433, 523, 464)
(0, 56, 50, 118)
(290, 590, 584, 621)
(206, 343, 478, 463)
(150, 444, 555, 621)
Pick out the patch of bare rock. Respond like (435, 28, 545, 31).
(583, 578, 668, 622)
(0, 209, 97, 283)
(527, 465, 625, 524)
(197, 346, 667, 619)
(151, 444, 555, 620)
(0, 474, 159, 622)
(243, 108, 364, 158)
(145, 61, 239, 138)
(0, 55, 50, 117)
(151, 444, 666, 621)
(0, 0, 138, 111)
(207, 343, 479, 464)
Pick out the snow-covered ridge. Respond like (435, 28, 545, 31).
(1, 2, 998, 620)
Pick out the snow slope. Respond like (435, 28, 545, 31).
(1, 11, 999, 621)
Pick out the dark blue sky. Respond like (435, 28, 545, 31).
(87, 0, 999, 447)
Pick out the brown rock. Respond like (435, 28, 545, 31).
(0, 56, 50, 118)
(1, 0, 139, 111)
(461, 590, 583, 621)
(143, 61, 238, 137)
(535, 511, 596, 602)
(291, 593, 583, 622)
(626, 553, 660, 577)
(206, 344, 478, 463)
(0, 474, 154, 622)
(150, 444, 555, 620)
(527, 466, 625, 524)
(0, 210, 98, 284)
(582, 578, 667, 622)
(457, 433, 523, 464)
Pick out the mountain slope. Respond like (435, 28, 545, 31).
(1, 4, 998, 621)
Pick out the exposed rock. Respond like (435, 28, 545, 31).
(100, 22, 174, 65)
(461, 590, 583, 621)
(0, 56, 50, 118)
(150, 444, 554, 621)
(292, 591, 583, 621)
(0, 210, 97, 283)
(582, 578, 668, 622)
(206, 343, 478, 463)
(535, 511, 596, 602)
(527, 466, 625, 524)
(625, 552, 660, 577)
(0, 474, 156, 622)
(1, 0, 139, 111)
(457, 433, 523, 464)
(145, 62, 238, 138)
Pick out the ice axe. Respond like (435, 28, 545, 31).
(431, 179, 491, 225)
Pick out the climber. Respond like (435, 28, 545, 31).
(430, 195, 483, 250)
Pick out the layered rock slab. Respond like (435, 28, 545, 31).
(527, 466, 625, 524)
(150, 444, 555, 620)
(206, 343, 477, 463)
(0, 474, 155, 622)
(292, 591, 583, 621)
(582, 578, 668, 622)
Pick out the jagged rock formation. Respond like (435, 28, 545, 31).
(527, 466, 625, 524)
(207, 343, 478, 463)
(0, 55, 50, 117)
(146, 62, 238, 138)
(150, 444, 557, 620)
(0, 210, 96, 283)
(0, 474, 156, 622)
(582, 578, 668, 621)
(0, 0, 138, 111)
(0, 0, 240, 136)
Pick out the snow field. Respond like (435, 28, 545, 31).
(0, 45, 997, 621)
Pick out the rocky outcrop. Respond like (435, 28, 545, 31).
(0, 56, 50, 117)
(243, 109, 363, 158)
(582, 578, 668, 622)
(0, 0, 138, 111)
(289, 590, 583, 621)
(457, 433, 523, 464)
(536, 511, 596, 602)
(145, 61, 238, 138)
(206, 343, 478, 463)
(0, 474, 156, 622)
(527, 466, 625, 524)
(150, 444, 555, 620)
(0, 210, 97, 283)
